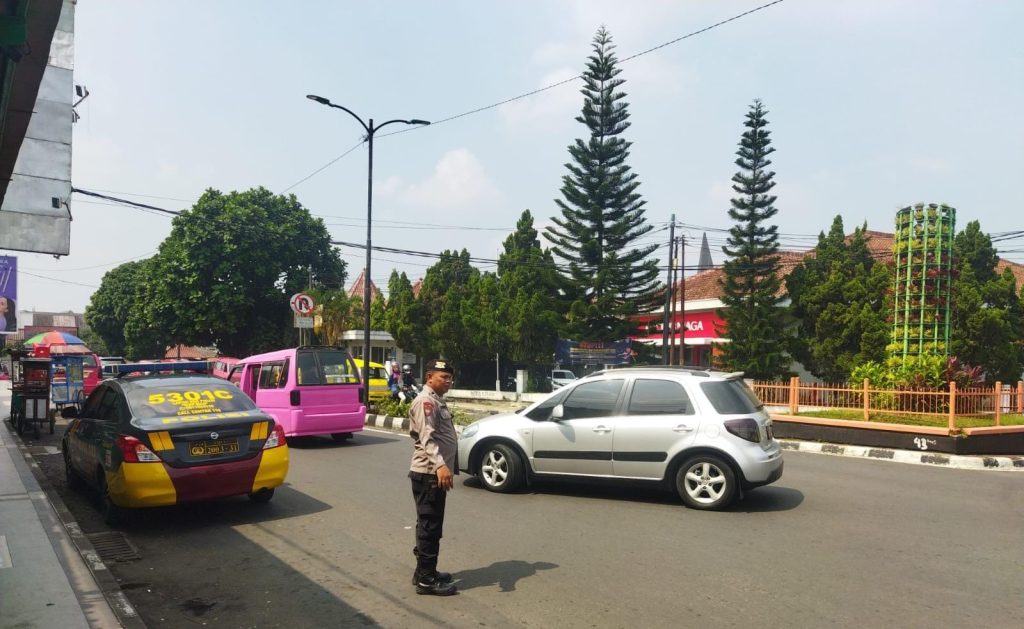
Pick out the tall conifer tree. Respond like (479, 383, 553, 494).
(544, 27, 660, 341)
(717, 100, 789, 379)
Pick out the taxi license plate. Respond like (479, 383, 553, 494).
(189, 439, 239, 456)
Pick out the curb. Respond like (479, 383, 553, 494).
(779, 439, 1024, 471)
(5, 420, 148, 629)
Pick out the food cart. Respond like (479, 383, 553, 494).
(50, 353, 85, 416)
(9, 349, 54, 438)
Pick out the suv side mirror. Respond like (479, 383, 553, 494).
(551, 404, 564, 421)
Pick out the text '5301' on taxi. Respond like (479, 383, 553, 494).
(61, 362, 289, 525)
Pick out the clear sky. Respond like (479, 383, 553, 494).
(10, 0, 1024, 313)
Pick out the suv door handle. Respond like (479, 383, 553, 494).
(592, 425, 611, 433)
(673, 425, 694, 432)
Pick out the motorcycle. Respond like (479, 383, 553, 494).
(397, 382, 420, 403)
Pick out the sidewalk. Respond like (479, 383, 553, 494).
(0, 380, 134, 628)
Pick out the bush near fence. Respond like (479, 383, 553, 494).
(753, 378, 1024, 432)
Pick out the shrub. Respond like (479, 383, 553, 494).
(375, 397, 411, 418)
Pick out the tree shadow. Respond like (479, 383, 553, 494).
(453, 560, 558, 592)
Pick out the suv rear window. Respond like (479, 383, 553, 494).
(699, 379, 763, 414)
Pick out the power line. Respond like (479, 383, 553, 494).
(286, 0, 788, 188)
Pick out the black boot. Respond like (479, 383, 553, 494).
(415, 574, 457, 596)
(411, 571, 452, 586)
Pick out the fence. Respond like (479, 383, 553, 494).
(753, 378, 1024, 431)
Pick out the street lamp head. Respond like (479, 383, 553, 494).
(306, 94, 330, 105)
(409, 119, 431, 126)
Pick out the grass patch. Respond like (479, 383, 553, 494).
(793, 409, 1024, 429)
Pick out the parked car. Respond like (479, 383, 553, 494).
(550, 369, 577, 389)
(82, 352, 102, 396)
(457, 366, 783, 511)
(210, 356, 240, 381)
(61, 362, 289, 525)
(352, 358, 390, 405)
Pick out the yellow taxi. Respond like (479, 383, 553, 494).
(61, 362, 288, 524)
(352, 358, 390, 405)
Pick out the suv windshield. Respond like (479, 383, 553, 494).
(699, 379, 764, 414)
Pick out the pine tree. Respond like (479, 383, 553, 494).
(717, 100, 790, 379)
(544, 26, 661, 341)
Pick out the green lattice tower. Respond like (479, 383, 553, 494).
(891, 203, 955, 359)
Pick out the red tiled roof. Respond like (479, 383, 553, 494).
(347, 268, 381, 302)
(676, 230, 989, 301)
(164, 345, 218, 359)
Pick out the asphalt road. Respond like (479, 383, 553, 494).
(23, 419, 1024, 628)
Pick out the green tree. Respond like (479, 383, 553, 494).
(309, 287, 359, 346)
(370, 293, 387, 331)
(382, 271, 427, 360)
(498, 210, 563, 364)
(419, 250, 481, 364)
(543, 27, 661, 341)
(717, 100, 790, 380)
(138, 187, 346, 357)
(84, 259, 148, 356)
(786, 216, 890, 381)
(950, 222, 1024, 382)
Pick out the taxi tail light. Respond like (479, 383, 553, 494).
(290, 390, 300, 406)
(116, 435, 161, 463)
(724, 418, 762, 443)
(264, 424, 286, 449)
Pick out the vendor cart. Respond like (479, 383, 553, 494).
(9, 350, 54, 438)
(50, 353, 85, 417)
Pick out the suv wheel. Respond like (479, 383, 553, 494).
(477, 443, 523, 493)
(676, 455, 736, 511)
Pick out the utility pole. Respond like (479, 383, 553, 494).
(668, 235, 679, 365)
(661, 216, 675, 364)
(678, 234, 686, 366)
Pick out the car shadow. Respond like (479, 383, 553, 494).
(113, 483, 333, 531)
(453, 560, 559, 592)
(461, 476, 803, 512)
(285, 432, 401, 449)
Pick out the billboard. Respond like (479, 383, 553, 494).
(0, 256, 16, 334)
(555, 339, 634, 366)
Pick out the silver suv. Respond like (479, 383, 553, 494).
(457, 367, 783, 510)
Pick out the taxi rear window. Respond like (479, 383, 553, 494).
(126, 382, 257, 419)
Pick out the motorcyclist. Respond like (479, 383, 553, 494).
(399, 365, 419, 402)
(401, 364, 417, 387)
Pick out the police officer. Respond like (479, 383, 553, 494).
(408, 359, 458, 596)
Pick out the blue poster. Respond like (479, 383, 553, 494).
(0, 255, 16, 334)
(555, 339, 634, 366)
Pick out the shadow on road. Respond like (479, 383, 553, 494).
(461, 476, 803, 512)
(454, 560, 559, 592)
(285, 431, 401, 449)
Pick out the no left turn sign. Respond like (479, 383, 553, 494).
(290, 292, 315, 315)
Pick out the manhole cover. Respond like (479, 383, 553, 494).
(85, 531, 141, 562)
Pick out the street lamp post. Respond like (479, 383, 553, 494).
(307, 94, 429, 399)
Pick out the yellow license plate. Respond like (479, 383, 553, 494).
(189, 439, 239, 456)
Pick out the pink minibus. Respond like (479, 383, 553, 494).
(232, 346, 365, 441)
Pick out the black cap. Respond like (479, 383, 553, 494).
(424, 358, 454, 374)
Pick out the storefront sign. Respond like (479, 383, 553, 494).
(633, 310, 724, 341)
